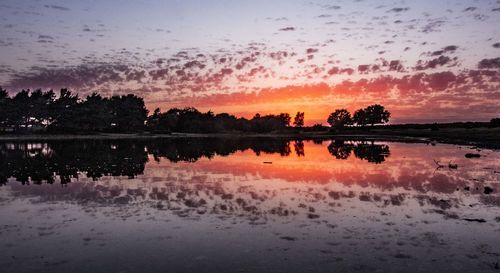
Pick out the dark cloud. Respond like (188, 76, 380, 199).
(332, 69, 499, 98)
(306, 48, 318, 54)
(415, 56, 457, 70)
(44, 5, 70, 11)
(154, 28, 170, 33)
(38, 35, 54, 40)
(430, 45, 458, 56)
(421, 19, 446, 33)
(6, 64, 128, 94)
(493, 43, 500, 48)
(443, 45, 458, 52)
(478, 58, 500, 69)
(279, 27, 295, 31)
(0, 40, 13, 47)
(463, 7, 477, 12)
(327, 67, 340, 75)
(354, 60, 405, 74)
(323, 5, 341, 10)
(265, 17, 288, 21)
(388, 7, 409, 13)
(388, 60, 405, 72)
(358, 65, 370, 74)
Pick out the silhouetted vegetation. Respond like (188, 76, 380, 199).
(328, 104, 391, 130)
(2, 88, 498, 140)
(293, 112, 305, 128)
(145, 107, 292, 133)
(0, 88, 147, 133)
(327, 109, 352, 129)
(0, 88, 299, 134)
(491, 118, 500, 128)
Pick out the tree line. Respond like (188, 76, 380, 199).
(0, 88, 148, 133)
(0, 88, 398, 134)
(327, 105, 391, 129)
(146, 107, 293, 133)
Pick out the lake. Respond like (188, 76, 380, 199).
(0, 138, 499, 273)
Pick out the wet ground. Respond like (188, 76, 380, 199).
(0, 138, 499, 272)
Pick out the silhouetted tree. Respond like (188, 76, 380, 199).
(0, 88, 7, 100)
(491, 118, 500, 128)
(293, 112, 305, 128)
(279, 113, 291, 127)
(364, 104, 391, 127)
(109, 94, 148, 132)
(146, 108, 162, 131)
(250, 113, 290, 133)
(77, 93, 112, 132)
(49, 89, 80, 132)
(11, 90, 31, 130)
(353, 108, 368, 127)
(327, 109, 352, 129)
(0, 88, 10, 130)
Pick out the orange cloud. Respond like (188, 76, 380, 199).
(149, 69, 500, 124)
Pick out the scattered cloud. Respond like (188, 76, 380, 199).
(44, 5, 70, 11)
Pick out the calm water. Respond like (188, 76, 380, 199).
(0, 138, 499, 273)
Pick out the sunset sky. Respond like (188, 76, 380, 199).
(0, 0, 499, 124)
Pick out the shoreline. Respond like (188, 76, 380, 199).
(0, 130, 498, 149)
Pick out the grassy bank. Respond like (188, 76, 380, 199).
(362, 126, 500, 149)
(1, 126, 499, 149)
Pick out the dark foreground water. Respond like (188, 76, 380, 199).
(0, 138, 499, 273)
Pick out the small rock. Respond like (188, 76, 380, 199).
(307, 213, 320, 219)
(394, 253, 412, 259)
(280, 236, 297, 241)
(465, 153, 481, 158)
(484, 187, 494, 194)
(463, 218, 486, 223)
(113, 196, 132, 204)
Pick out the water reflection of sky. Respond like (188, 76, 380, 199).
(0, 140, 499, 273)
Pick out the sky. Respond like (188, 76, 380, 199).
(0, 0, 499, 124)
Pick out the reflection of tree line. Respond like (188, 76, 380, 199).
(0, 141, 148, 184)
(0, 139, 390, 184)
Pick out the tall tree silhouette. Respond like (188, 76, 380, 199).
(293, 112, 305, 128)
(0, 88, 10, 129)
(78, 93, 112, 132)
(49, 89, 79, 132)
(327, 109, 352, 129)
(364, 104, 391, 127)
(109, 94, 148, 132)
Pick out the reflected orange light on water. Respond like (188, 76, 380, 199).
(145, 141, 500, 195)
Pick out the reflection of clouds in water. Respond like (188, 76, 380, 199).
(1, 140, 500, 273)
(0, 139, 499, 223)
